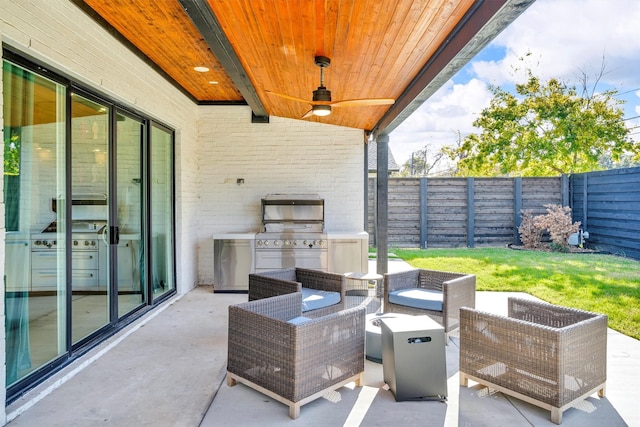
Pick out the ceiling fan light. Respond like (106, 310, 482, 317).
(312, 105, 331, 116)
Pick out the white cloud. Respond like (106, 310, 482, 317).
(390, 0, 640, 165)
(487, 0, 640, 85)
(391, 79, 492, 166)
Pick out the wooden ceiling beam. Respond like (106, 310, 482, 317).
(373, 0, 536, 137)
(178, 0, 269, 121)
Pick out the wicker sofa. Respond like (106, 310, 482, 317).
(248, 267, 346, 317)
(227, 292, 366, 419)
(459, 298, 608, 424)
(383, 268, 476, 341)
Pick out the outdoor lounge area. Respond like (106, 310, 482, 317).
(5, 259, 638, 427)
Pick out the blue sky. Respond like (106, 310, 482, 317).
(390, 0, 640, 168)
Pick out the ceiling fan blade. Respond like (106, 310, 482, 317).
(301, 109, 314, 119)
(331, 98, 395, 107)
(265, 90, 310, 104)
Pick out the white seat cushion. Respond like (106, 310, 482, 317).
(388, 288, 443, 311)
(301, 287, 341, 312)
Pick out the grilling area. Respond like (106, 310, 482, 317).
(214, 194, 369, 294)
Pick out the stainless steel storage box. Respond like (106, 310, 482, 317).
(213, 238, 255, 292)
(381, 315, 448, 401)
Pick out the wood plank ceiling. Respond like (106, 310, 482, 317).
(80, 0, 530, 132)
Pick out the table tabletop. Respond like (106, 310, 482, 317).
(344, 272, 383, 281)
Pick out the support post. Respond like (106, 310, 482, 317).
(364, 141, 369, 232)
(376, 133, 389, 275)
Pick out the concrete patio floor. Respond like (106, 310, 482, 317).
(6, 259, 639, 426)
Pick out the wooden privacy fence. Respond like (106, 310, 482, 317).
(368, 167, 640, 261)
(368, 176, 567, 249)
(570, 167, 640, 260)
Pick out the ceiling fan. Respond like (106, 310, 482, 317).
(266, 56, 395, 118)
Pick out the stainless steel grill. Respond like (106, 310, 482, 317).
(254, 194, 327, 272)
(30, 195, 108, 291)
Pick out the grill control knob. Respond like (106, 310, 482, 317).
(313, 240, 319, 246)
(263, 240, 269, 246)
(303, 240, 309, 246)
(274, 240, 280, 246)
(73, 240, 79, 246)
(293, 240, 298, 246)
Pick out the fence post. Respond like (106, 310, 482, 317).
(560, 174, 569, 207)
(582, 174, 588, 230)
(514, 177, 522, 245)
(467, 177, 475, 248)
(420, 178, 428, 249)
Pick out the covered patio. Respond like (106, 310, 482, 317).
(4, 1, 636, 425)
(6, 258, 638, 426)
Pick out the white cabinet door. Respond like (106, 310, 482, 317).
(328, 238, 368, 273)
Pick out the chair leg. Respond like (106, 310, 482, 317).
(289, 402, 301, 419)
(226, 372, 237, 387)
(459, 372, 468, 387)
(355, 372, 365, 387)
(598, 385, 606, 398)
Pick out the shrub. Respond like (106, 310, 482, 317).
(518, 209, 544, 249)
(535, 204, 581, 249)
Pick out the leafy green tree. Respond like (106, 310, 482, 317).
(452, 71, 638, 176)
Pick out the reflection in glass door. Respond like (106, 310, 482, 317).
(70, 93, 110, 344)
(115, 112, 145, 317)
(3, 59, 67, 386)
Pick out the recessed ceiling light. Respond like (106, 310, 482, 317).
(209, 81, 219, 85)
(194, 66, 209, 73)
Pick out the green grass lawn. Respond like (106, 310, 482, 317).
(386, 247, 640, 340)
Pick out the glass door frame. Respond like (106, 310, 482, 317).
(147, 121, 177, 307)
(110, 107, 148, 321)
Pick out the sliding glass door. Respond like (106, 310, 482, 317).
(150, 124, 175, 299)
(115, 111, 145, 317)
(3, 53, 175, 398)
(3, 59, 67, 386)
(69, 93, 110, 345)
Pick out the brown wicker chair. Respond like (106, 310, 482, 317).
(227, 292, 365, 419)
(248, 267, 346, 317)
(459, 298, 608, 424)
(383, 269, 476, 341)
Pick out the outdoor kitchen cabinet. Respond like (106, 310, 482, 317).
(213, 234, 255, 293)
(327, 232, 369, 274)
